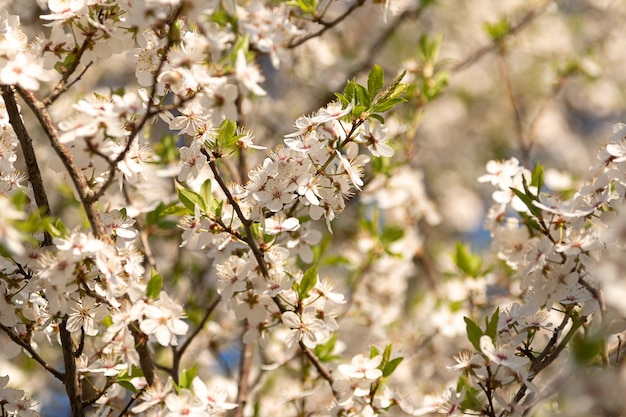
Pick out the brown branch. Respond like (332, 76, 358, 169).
(234, 323, 254, 417)
(0, 323, 64, 381)
(1, 85, 52, 246)
(345, 6, 428, 82)
(130, 321, 158, 388)
(15, 87, 107, 240)
(299, 341, 335, 385)
(44, 61, 93, 107)
(451, 4, 549, 73)
(288, 0, 367, 48)
(60, 317, 84, 417)
(206, 155, 337, 390)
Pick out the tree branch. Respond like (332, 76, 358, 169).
(452, 4, 549, 73)
(15, 87, 107, 240)
(288, 0, 367, 48)
(234, 323, 254, 417)
(1, 85, 52, 246)
(0, 323, 64, 381)
(60, 317, 84, 417)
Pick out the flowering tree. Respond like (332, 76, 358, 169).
(0, 1, 625, 417)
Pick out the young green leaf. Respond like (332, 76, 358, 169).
(146, 270, 163, 299)
(453, 242, 483, 278)
(298, 265, 318, 300)
(368, 64, 385, 98)
(179, 365, 199, 390)
(176, 182, 205, 213)
(382, 356, 404, 377)
(464, 316, 483, 351)
(485, 308, 499, 340)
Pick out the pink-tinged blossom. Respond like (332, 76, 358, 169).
(312, 101, 353, 124)
(263, 215, 300, 235)
(234, 291, 272, 324)
(216, 255, 252, 300)
(164, 389, 210, 417)
(131, 379, 173, 414)
(66, 296, 108, 336)
(235, 49, 266, 96)
(287, 225, 322, 264)
(139, 292, 189, 346)
(338, 354, 383, 380)
(0, 52, 50, 91)
(40, 0, 88, 22)
(178, 142, 208, 182)
(281, 308, 326, 349)
(479, 335, 528, 371)
(358, 121, 393, 158)
(179, 205, 212, 249)
(191, 377, 237, 412)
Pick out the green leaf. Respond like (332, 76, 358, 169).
(453, 242, 483, 278)
(369, 113, 385, 124)
(531, 163, 544, 190)
(179, 365, 199, 389)
(200, 178, 213, 211)
(176, 182, 205, 213)
(371, 97, 408, 114)
(334, 92, 350, 107)
(368, 65, 385, 98)
(485, 308, 499, 340)
(510, 187, 542, 218)
(47, 218, 69, 238)
(314, 333, 340, 362)
(464, 316, 483, 351)
(343, 80, 356, 103)
(370, 345, 381, 358)
(381, 225, 405, 245)
(382, 356, 404, 377)
(572, 331, 604, 364)
(484, 17, 510, 41)
(298, 266, 318, 300)
(352, 105, 367, 118)
(146, 269, 163, 299)
(116, 366, 145, 393)
(457, 375, 482, 410)
(382, 343, 393, 364)
(159, 204, 191, 217)
(356, 84, 371, 107)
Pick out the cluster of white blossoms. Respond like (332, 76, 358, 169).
(2, 0, 625, 415)
(0, 375, 38, 417)
(0, 0, 414, 413)
(445, 124, 626, 416)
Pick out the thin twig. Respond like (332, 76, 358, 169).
(44, 62, 93, 107)
(452, 4, 549, 73)
(288, 0, 367, 48)
(85, 5, 186, 205)
(497, 51, 527, 165)
(117, 386, 148, 417)
(171, 296, 221, 380)
(44, 30, 96, 106)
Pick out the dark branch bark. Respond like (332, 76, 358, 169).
(1, 85, 52, 246)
